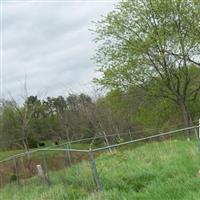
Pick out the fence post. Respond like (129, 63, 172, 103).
(198, 119, 200, 151)
(88, 149, 102, 192)
(64, 147, 68, 167)
(12, 156, 20, 185)
(66, 142, 72, 166)
(41, 151, 50, 185)
(194, 119, 200, 151)
(42, 152, 48, 174)
(198, 119, 200, 139)
(129, 130, 133, 140)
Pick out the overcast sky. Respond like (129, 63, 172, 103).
(1, 0, 117, 102)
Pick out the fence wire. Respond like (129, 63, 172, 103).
(0, 125, 199, 200)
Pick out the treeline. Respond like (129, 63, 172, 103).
(0, 83, 200, 150)
(0, 93, 134, 150)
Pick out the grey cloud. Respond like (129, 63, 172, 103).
(3, 1, 118, 101)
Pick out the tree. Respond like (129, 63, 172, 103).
(0, 101, 21, 149)
(93, 0, 200, 129)
(65, 93, 94, 139)
(13, 97, 38, 157)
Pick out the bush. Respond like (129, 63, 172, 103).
(10, 174, 17, 182)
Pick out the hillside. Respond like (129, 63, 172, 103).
(1, 140, 200, 200)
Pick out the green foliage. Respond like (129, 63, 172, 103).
(0, 103, 21, 148)
(93, 0, 200, 128)
(94, 0, 200, 90)
(10, 174, 17, 183)
(136, 96, 180, 129)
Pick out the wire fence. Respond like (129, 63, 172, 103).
(0, 124, 200, 199)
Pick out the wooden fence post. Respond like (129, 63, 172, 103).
(198, 119, 200, 139)
(64, 147, 68, 167)
(129, 130, 133, 140)
(198, 119, 200, 151)
(12, 157, 20, 185)
(194, 119, 200, 151)
(66, 143, 72, 166)
(88, 149, 102, 192)
(41, 152, 50, 185)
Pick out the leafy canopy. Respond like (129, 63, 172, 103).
(93, 0, 200, 96)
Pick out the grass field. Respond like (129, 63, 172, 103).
(1, 139, 200, 200)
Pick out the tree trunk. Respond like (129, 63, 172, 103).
(178, 99, 193, 135)
(22, 139, 29, 154)
(22, 138, 34, 175)
(22, 138, 31, 160)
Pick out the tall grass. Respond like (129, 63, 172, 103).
(1, 140, 200, 200)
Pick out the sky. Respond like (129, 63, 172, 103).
(1, 0, 118, 102)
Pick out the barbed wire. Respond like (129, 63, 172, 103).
(0, 124, 199, 164)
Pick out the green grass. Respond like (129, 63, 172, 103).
(1, 140, 200, 200)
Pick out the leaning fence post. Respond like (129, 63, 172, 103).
(88, 148, 102, 192)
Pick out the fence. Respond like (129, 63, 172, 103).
(0, 123, 200, 199)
